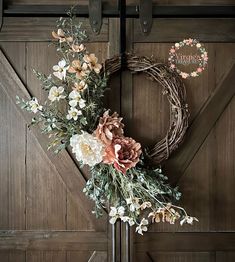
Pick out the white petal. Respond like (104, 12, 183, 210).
(58, 59, 66, 68)
(121, 216, 129, 222)
(79, 99, 86, 108)
(109, 207, 117, 217)
(53, 65, 60, 71)
(69, 100, 78, 107)
(118, 206, 125, 216)
(57, 86, 64, 93)
(109, 217, 117, 224)
(53, 72, 63, 80)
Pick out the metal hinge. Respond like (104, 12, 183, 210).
(139, 0, 153, 35)
(89, 0, 102, 35)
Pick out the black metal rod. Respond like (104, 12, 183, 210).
(3, 5, 235, 18)
(119, 0, 126, 67)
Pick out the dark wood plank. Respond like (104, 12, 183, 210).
(0, 48, 106, 231)
(88, 251, 107, 262)
(66, 251, 93, 262)
(134, 252, 214, 262)
(128, 0, 235, 4)
(0, 231, 107, 251)
(0, 42, 26, 84)
(0, 17, 108, 42)
(26, 131, 67, 230)
(0, 251, 26, 262)
(134, 19, 235, 43)
(166, 63, 235, 184)
(0, 43, 26, 231)
(134, 232, 235, 252)
(26, 251, 66, 262)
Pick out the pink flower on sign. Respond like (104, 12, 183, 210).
(170, 64, 175, 69)
(170, 48, 175, 53)
(197, 68, 203, 73)
(186, 38, 193, 45)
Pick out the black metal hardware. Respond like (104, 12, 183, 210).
(139, 0, 152, 35)
(89, 0, 102, 34)
(3, 5, 235, 18)
(0, 0, 3, 31)
(119, 0, 126, 69)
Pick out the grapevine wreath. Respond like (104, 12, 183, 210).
(17, 13, 198, 235)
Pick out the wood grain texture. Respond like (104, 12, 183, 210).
(0, 17, 108, 42)
(26, 251, 66, 262)
(26, 131, 67, 230)
(127, 0, 235, 5)
(0, 42, 26, 84)
(67, 251, 93, 262)
(166, 62, 235, 182)
(7, 0, 117, 5)
(0, 48, 106, 231)
(134, 252, 214, 262)
(0, 251, 26, 262)
(88, 251, 107, 262)
(0, 230, 107, 251)
(134, 232, 235, 252)
(133, 19, 235, 43)
(0, 43, 26, 231)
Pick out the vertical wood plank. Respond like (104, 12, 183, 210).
(0, 42, 26, 230)
(27, 251, 66, 262)
(66, 251, 93, 262)
(0, 42, 26, 85)
(26, 131, 67, 230)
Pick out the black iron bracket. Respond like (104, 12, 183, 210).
(89, 0, 102, 34)
(0, 0, 3, 31)
(139, 0, 152, 35)
(3, 5, 235, 18)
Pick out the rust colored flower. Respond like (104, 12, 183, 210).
(103, 136, 142, 174)
(95, 110, 124, 145)
(52, 29, 73, 43)
(83, 54, 102, 74)
(68, 60, 89, 79)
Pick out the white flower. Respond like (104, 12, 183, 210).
(136, 218, 148, 235)
(68, 90, 86, 108)
(196, 43, 201, 48)
(180, 216, 199, 226)
(109, 206, 125, 224)
(70, 131, 104, 166)
(66, 107, 82, 121)
(48, 86, 66, 102)
(126, 197, 141, 211)
(191, 71, 198, 77)
(53, 59, 69, 80)
(28, 97, 42, 113)
(175, 43, 180, 48)
(121, 216, 135, 226)
(128, 218, 135, 226)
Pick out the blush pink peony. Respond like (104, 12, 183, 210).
(103, 136, 142, 174)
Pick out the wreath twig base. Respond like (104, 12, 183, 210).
(104, 54, 189, 164)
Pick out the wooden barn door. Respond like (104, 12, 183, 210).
(0, 16, 120, 262)
(122, 1, 235, 262)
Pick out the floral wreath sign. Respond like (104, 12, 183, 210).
(16, 12, 198, 235)
(169, 38, 208, 79)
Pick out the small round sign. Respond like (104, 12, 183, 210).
(168, 38, 208, 79)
